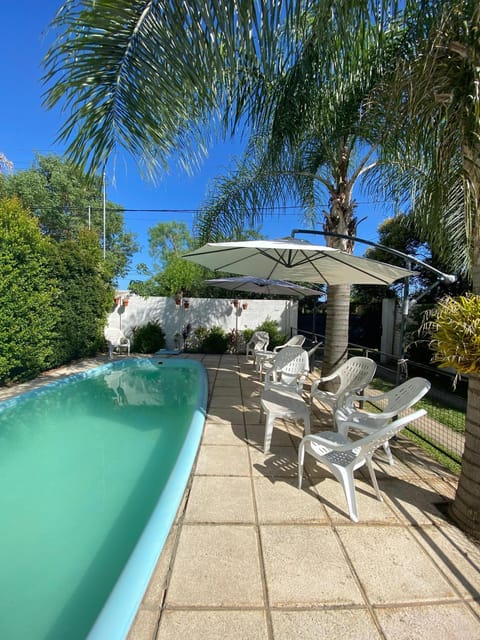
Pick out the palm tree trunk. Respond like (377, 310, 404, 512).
(450, 373, 480, 535)
(450, 181, 480, 535)
(322, 283, 351, 377)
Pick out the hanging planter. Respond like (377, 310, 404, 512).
(242, 302, 248, 310)
(233, 299, 239, 308)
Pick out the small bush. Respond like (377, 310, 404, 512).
(132, 322, 166, 353)
(202, 326, 229, 354)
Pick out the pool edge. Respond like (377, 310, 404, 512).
(86, 357, 208, 640)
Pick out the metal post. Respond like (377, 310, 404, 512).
(102, 169, 106, 260)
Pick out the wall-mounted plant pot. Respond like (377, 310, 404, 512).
(242, 303, 248, 310)
(175, 298, 181, 306)
(114, 297, 120, 306)
(183, 301, 190, 309)
(123, 299, 129, 307)
(233, 299, 239, 308)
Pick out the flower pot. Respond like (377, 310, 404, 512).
(233, 299, 239, 308)
(123, 299, 129, 307)
(183, 301, 190, 309)
(242, 303, 248, 310)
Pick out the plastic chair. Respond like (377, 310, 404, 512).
(273, 334, 306, 352)
(261, 387, 311, 453)
(104, 328, 130, 358)
(264, 346, 310, 394)
(335, 377, 431, 465)
(246, 331, 270, 363)
(298, 408, 427, 522)
(310, 356, 376, 413)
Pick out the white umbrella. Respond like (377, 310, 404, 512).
(184, 238, 416, 285)
(204, 276, 324, 298)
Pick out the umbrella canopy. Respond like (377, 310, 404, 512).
(184, 238, 416, 286)
(204, 276, 324, 298)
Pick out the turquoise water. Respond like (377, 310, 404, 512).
(0, 359, 204, 640)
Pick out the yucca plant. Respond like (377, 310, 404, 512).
(422, 294, 480, 377)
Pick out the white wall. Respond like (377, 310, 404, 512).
(107, 294, 299, 350)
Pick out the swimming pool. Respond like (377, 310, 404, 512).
(0, 357, 207, 640)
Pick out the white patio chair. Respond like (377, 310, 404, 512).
(104, 328, 130, 358)
(298, 408, 427, 522)
(310, 356, 376, 413)
(246, 330, 270, 363)
(273, 334, 306, 352)
(335, 377, 431, 465)
(264, 346, 310, 394)
(261, 386, 311, 453)
(256, 335, 306, 378)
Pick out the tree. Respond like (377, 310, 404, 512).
(0, 154, 138, 280)
(195, 1, 425, 374)
(0, 198, 58, 382)
(379, 0, 480, 534)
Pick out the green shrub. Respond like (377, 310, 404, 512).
(132, 322, 166, 353)
(0, 198, 58, 383)
(202, 326, 229, 354)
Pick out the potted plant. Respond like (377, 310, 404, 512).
(183, 300, 190, 309)
(233, 299, 239, 308)
(242, 302, 248, 310)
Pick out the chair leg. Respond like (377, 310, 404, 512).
(365, 456, 382, 501)
(298, 443, 305, 489)
(337, 467, 359, 522)
(263, 413, 275, 454)
(383, 441, 394, 465)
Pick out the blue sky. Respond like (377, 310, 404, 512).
(1, 3, 393, 289)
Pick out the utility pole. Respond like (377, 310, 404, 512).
(102, 169, 106, 259)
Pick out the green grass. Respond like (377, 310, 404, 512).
(403, 430, 461, 475)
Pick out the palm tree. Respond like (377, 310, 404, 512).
(381, 0, 480, 534)
(195, 2, 421, 374)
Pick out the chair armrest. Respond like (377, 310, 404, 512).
(311, 372, 338, 394)
(301, 432, 353, 452)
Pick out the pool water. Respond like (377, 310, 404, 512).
(0, 358, 206, 640)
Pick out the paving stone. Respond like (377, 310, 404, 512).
(261, 524, 364, 606)
(157, 610, 268, 640)
(165, 524, 264, 607)
(375, 603, 480, 639)
(337, 525, 457, 605)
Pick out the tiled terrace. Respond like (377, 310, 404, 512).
(128, 354, 480, 640)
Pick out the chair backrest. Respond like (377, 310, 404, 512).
(252, 331, 270, 350)
(331, 356, 377, 400)
(104, 328, 129, 346)
(246, 331, 270, 359)
(274, 334, 306, 352)
(268, 347, 310, 388)
(371, 377, 431, 418)
(355, 408, 427, 461)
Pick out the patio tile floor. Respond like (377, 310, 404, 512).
(125, 353, 480, 640)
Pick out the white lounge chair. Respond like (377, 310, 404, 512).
(298, 408, 427, 522)
(335, 377, 431, 465)
(310, 356, 376, 413)
(264, 346, 310, 394)
(104, 328, 130, 358)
